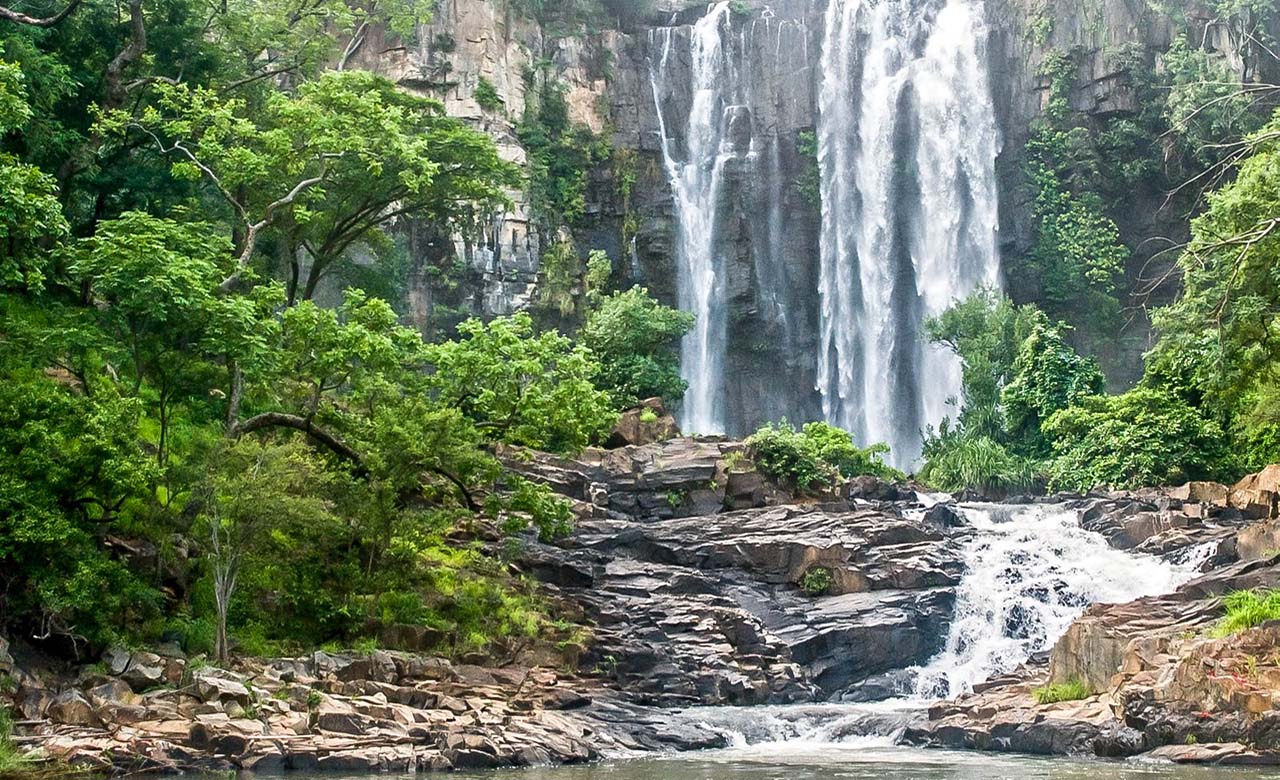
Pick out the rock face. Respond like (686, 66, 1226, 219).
(510, 439, 966, 703)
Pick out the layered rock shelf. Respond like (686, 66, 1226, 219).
(8, 437, 1280, 772)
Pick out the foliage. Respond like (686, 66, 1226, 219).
(919, 423, 1035, 495)
(1043, 389, 1231, 491)
(1212, 590, 1280, 637)
(580, 285, 695, 409)
(1033, 678, 1091, 704)
(1002, 322, 1105, 457)
(925, 289, 1045, 440)
(518, 74, 609, 231)
(0, 706, 26, 773)
(800, 567, 832, 597)
(1142, 111, 1280, 474)
(747, 421, 901, 491)
(794, 129, 821, 210)
(1022, 53, 1127, 329)
(473, 76, 504, 113)
(1163, 36, 1268, 168)
(426, 312, 616, 454)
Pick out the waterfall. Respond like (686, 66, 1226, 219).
(650, 3, 735, 435)
(911, 504, 1197, 699)
(650, 5, 810, 435)
(816, 0, 1002, 467)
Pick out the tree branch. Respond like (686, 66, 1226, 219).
(0, 0, 82, 27)
(230, 412, 370, 476)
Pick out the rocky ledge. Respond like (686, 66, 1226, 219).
(9, 431, 1280, 772)
(4, 645, 726, 774)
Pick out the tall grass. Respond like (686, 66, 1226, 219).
(0, 707, 28, 774)
(1212, 590, 1280, 637)
(1033, 678, 1092, 704)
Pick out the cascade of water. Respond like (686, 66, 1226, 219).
(911, 504, 1198, 699)
(650, 3, 735, 435)
(816, 0, 1002, 467)
(650, 5, 808, 434)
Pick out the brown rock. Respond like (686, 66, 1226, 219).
(605, 398, 681, 448)
(1229, 465, 1280, 520)
(47, 690, 98, 726)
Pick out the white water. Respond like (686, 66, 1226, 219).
(911, 504, 1198, 698)
(816, 0, 1002, 467)
(650, 3, 734, 435)
(683, 503, 1200, 748)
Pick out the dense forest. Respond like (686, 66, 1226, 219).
(0, 0, 1278, 693)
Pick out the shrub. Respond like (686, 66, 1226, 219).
(800, 422, 904, 482)
(473, 76, 504, 113)
(1043, 388, 1231, 491)
(919, 424, 1035, 494)
(581, 286, 695, 409)
(747, 421, 901, 490)
(747, 422, 832, 490)
(1033, 678, 1091, 704)
(801, 567, 832, 597)
(638, 408, 658, 424)
(1212, 590, 1280, 637)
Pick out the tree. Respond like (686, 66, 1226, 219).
(580, 285, 694, 409)
(198, 440, 333, 661)
(426, 312, 616, 454)
(1001, 321, 1105, 457)
(1145, 110, 1280, 469)
(0, 58, 67, 289)
(102, 71, 515, 298)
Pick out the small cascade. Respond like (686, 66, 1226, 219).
(816, 0, 1002, 467)
(681, 503, 1198, 749)
(911, 504, 1198, 699)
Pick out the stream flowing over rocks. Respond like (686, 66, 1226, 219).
(8, 437, 1280, 772)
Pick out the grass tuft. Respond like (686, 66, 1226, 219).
(1032, 678, 1091, 704)
(1212, 590, 1280, 637)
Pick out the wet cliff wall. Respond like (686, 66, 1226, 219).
(352, 0, 1277, 428)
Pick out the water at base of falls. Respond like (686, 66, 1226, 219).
(687, 503, 1200, 745)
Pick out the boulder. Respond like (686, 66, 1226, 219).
(0, 635, 12, 675)
(193, 673, 251, 704)
(47, 690, 98, 726)
(377, 624, 446, 653)
(1169, 481, 1229, 506)
(606, 398, 681, 448)
(1230, 465, 1280, 520)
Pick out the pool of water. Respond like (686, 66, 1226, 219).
(446, 746, 1280, 779)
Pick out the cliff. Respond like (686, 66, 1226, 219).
(357, 0, 1277, 415)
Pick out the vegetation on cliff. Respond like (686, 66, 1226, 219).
(0, 0, 697, 665)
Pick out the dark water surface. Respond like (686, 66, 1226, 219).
(443, 745, 1280, 780)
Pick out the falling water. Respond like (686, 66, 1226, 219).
(911, 504, 1197, 699)
(650, 3, 735, 435)
(816, 0, 1002, 467)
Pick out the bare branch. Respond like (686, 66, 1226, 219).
(0, 0, 82, 27)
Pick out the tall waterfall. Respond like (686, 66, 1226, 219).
(816, 0, 1002, 467)
(650, 3, 735, 435)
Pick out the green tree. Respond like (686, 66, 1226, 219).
(580, 285, 695, 409)
(1044, 389, 1231, 491)
(1002, 321, 1105, 456)
(426, 312, 616, 454)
